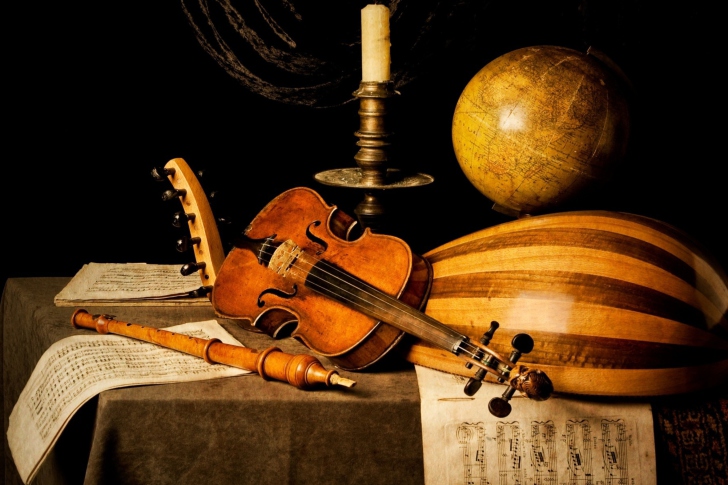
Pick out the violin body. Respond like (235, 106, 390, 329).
(212, 188, 432, 370)
(403, 210, 728, 396)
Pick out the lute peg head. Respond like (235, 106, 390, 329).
(176, 236, 201, 253)
(151, 166, 175, 181)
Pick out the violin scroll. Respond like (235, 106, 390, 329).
(509, 365, 553, 401)
(487, 366, 553, 418)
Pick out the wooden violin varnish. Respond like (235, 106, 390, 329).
(212, 187, 554, 416)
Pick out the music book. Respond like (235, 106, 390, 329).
(53, 262, 212, 306)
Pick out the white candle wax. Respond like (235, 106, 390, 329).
(361, 4, 391, 82)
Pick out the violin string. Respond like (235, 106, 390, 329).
(253, 243, 482, 357)
(252, 242, 489, 360)
(249, 242, 488, 362)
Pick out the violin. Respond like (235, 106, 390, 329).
(210, 187, 553, 417)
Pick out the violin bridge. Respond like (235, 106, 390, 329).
(268, 240, 304, 278)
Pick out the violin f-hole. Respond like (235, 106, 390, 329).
(257, 284, 298, 308)
(305, 221, 328, 255)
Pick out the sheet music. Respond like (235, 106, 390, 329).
(416, 365, 656, 485)
(53, 263, 211, 306)
(7, 320, 251, 484)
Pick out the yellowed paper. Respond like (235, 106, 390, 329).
(416, 365, 656, 485)
(7, 320, 251, 484)
(54, 263, 210, 306)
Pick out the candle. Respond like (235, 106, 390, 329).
(361, 4, 391, 82)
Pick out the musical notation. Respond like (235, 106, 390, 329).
(54, 263, 211, 306)
(416, 366, 656, 485)
(530, 421, 557, 485)
(566, 420, 593, 484)
(497, 422, 523, 484)
(602, 420, 629, 485)
(456, 423, 487, 485)
(7, 320, 249, 484)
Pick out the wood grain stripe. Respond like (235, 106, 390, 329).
(424, 298, 728, 350)
(428, 246, 725, 325)
(427, 228, 710, 292)
(429, 271, 709, 328)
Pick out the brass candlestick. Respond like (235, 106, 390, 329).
(315, 81, 433, 233)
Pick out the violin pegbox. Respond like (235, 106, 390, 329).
(462, 322, 553, 417)
(151, 157, 226, 299)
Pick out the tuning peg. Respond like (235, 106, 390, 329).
(172, 211, 196, 228)
(162, 188, 186, 202)
(463, 321, 500, 396)
(176, 236, 201, 253)
(180, 261, 206, 276)
(485, 334, 541, 417)
(151, 166, 175, 181)
(511, 334, 534, 353)
(488, 390, 516, 418)
(507, 334, 534, 366)
(189, 285, 212, 298)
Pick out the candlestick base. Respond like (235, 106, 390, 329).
(314, 168, 434, 190)
(314, 81, 434, 234)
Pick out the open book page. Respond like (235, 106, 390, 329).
(416, 365, 656, 485)
(54, 263, 211, 306)
(7, 320, 251, 484)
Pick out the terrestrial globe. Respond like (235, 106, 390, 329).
(451, 45, 631, 216)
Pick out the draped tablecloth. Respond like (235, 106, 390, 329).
(2, 278, 423, 485)
(3, 278, 726, 484)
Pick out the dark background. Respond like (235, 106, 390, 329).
(3, 1, 725, 292)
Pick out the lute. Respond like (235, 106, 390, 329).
(405, 210, 728, 396)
